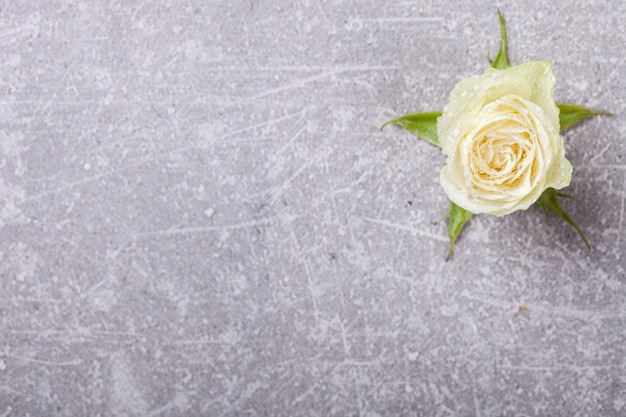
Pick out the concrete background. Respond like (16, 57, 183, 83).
(0, 1, 624, 416)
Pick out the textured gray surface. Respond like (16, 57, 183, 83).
(0, 1, 625, 416)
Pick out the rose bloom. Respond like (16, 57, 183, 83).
(437, 61, 572, 216)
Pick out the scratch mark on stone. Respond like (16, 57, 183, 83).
(461, 291, 625, 321)
(166, 340, 227, 346)
(273, 123, 307, 159)
(360, 216, 447, 242)
(249, 66, 397, 100)
(256, 64, 400, 72)
(137, 217, 276, 237)
(220, 109, 310, 140)
(269, 158, 315, 205)
(502, 364, 624, 372)
(23, 159, 150, 202)
(616, 170, 625, 247)
(8, 329, 145, 341)
(289, 230, 320, 325)
(338, 317, 351, 357)
(5, 354, 82, 367)
(31, 63, 74, 120)
(349, 17, 445, 24)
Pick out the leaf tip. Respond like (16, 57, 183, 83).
(380, 118, 398, 131)
(489, 9, 509, 70)
(582, 235, 591, 249)
(537, 188, 590, 249)
(497, 9, 505, 23)
(446, 202, 473, 261)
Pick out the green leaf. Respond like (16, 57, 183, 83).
(536, 187, 590, 248)
(446, 202, 473, 260)
(557, 103, 612, 132)
(381, 112, 442, 147)
(489, 10, 509, 70)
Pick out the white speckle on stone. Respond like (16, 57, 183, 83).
(204, 208, 215, 218)
(110, 355, 148, 415)
(173, 392, 190, 411)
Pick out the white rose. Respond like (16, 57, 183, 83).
(437, 61, 572, 216)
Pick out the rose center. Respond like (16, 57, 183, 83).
(473, 135, 526, 179)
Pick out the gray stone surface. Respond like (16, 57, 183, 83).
(0, 1, 625, 416)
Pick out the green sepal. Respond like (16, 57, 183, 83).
(381, 112, 442, 147)
(446, 202, 473, 260)
(536, 188, 590, 248)
(489, 10, 509, 70)
(557, 103, 612, 132)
